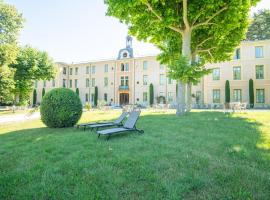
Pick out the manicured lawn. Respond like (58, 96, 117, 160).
(0, 110, 270, 199)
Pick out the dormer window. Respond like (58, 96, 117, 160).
(123, 52, 128, 58)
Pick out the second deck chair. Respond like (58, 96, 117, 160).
(96, 110, 144, 140)
(88, 111, 129, 131)
(76, 112, 128, 131)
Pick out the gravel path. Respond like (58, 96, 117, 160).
(0, 112, 40, 124)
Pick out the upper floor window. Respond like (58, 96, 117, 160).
(143, 75, 148, 85)
(86, 78, 90, 87)
(143, 61, 148, 70)
(43, 80, 46, 88)
(91, 66, 96, 74)
(234, 48, 241, 60)
(104, 77, 108, 87)
(256, 89, 265, 103)
(256, 65, 264, 79)
(86, 66, 89, 74)
(63, 67, 67, 75)
(255, 46, 263, 58)
(91, 78, 95, 87)
(212, 68, 220, 81)
(121, 63, 129, 71)
(213, 89, 220, 103)
(69, 68, 73, 75)
(160, 74, 165, 85)
(75, 67, 78, 75)
(104, 64, 108, 73)
(233, 66, 241, 80)
(120, 76, 129, 86)
(52, 79, 55, 87)
(123, 52, 128, 58)
(233, 89, 242, 102)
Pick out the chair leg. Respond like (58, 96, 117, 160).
(98, 134, 100, 138)
(107, 134, 111, 140)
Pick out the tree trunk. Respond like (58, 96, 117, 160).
(176, 30, 192, 116)
(186, 82, 192, 112)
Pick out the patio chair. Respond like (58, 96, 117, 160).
(75, 112, 128, 131)
(96, 110, 144, 140)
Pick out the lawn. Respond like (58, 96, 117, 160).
(0, 110, 270, 199)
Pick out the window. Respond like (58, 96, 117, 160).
(91, 94, 94, 102)
(196, 91, 201, 104)
(52, 79, 55, 87)
(86, 66, 89, 74)
(63, 67, 67, 75)
(75, 79, 78, 88)
(160, 74, 165, 85)
(123, 52, 128, 58)
(34, 80, 38, 88)
(85, 93, 89, 102)
(91, 66, 96, 74)
(213, 89, 220, 103)
(63, 79, 66, 88)
(143, 75, 148, 85)
(91, 78, 95, 87)
(234, 48, 241, 60)
(233, 66, 241, 80)
(104, 77, 108, 87)
(43, 80, 46, 88)
(212, 68, 220, 81)
(168, 78, 172, 84)
(120, 76, 129, 86)
(143, 92, 148, 102)
(168, 92, 173, 102)
(69, 79, 72, 88)
(75, 67, 78, 75)
(160, 65, 165, 70)
(69, 68, 73, 75)
(121, 63, 125, 71)
(233, 89, 242, 102)
(86, 78, 90, 87)
(255, 46, 263, 58)
(125, 63, 129, 71)
(104, 64, 108, 73)
(143, 61, 148, 70)
(256, 89, 265, 103)
(104, 93, 108, 102)
(256, 65, 264, 79)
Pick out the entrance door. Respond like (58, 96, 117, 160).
(120, 93, 129, 105)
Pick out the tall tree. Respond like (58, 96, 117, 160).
(32, 89, 37, 106)
(10, 46, 56, 105)
(225, 80, 230, 103)
(94, 86, 98, 107)
(246, 9, 270, 41)
(0, 0, 24, 104)
(105, 0, 259, 115)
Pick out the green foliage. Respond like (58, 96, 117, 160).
(225, 80, 230, 103)
(85, 103, 91, 111)
(32, 89, 37, 106)
(0, 66, 15, 104)
(94, 86, 98, 107)
(246, 9, 270, 40)
(76, 88, 79, 96)
(40, 88, 82, 128)
(249, 79, 254, 108)
(10, 46, 56, 105)
(42, 88, 45, 98)
(0, 0, 24, 66)
(149, 83, 154, 106)
(167, 56, 211, 84)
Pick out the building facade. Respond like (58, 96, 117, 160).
(34, 37, 270, 108)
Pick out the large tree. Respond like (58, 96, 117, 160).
(10, 46, 56, 105)
(0, 0, 24, 104)
(246, 9, 270, 41)
(105, 0, 259, 115)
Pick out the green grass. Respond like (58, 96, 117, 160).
(0, 110, 270, 199)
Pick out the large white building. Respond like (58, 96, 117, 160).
(34, 37, 270, 108)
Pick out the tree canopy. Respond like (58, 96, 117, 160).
(105, 0, 260, 115)
(246, 9, 270, 41)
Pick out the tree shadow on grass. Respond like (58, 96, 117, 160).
(0, 111, 269, 199)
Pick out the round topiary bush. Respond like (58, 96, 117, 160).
(40, 88, 83, 128)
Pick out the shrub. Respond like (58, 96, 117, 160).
(225, 80, 230, 103)
(149, 83, 154, 106)
(249, 79, 254, 108)
(85, 102, 91, 111)
(40, 88, 83, 128)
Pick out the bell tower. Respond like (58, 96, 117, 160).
(117, 35, 134, 60)
(126, 35, 133, 49)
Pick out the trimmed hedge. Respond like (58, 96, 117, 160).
(40, 88, 83, 128)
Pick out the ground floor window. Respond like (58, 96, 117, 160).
(168, 92, 173, 102)
(143, 92, 148, 102)
(63, 79, 66, 88)
(85, 93, 89, 102)
(213, 89, 220, 103)
(69, 80, 72, 88)
(104, 93, 108, 102)
(91, 94, 94, 102)
(233, 89, 242, 102)
(196, 91, 201, 104)
(256, 89, 265, 103)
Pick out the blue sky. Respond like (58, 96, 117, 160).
(5, 0, 270, 63)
